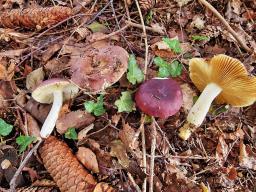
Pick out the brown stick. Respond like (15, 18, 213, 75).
(198, 0, 253, 54)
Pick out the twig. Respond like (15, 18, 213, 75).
(9, 139, 43, 192)
(149, 118, 157, 192)
(198, 0, 253, 54)
(127, 172, 142, 192)
(134, 0, 149, 77)
(125, 20, 164, 34)
(141, 117, 147, 192)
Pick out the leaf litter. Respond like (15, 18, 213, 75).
(0, 0, 255, 191)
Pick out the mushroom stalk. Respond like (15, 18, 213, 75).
(187, 83, 222, 127)
(40, 90, 63, 138)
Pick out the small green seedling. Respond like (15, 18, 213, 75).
(154, 57, 182, 78)
(84, 95, 106, 116)
(162, 37, 182, 54)
(16, 135, 36, 153)
(115, 91, 135, 113)
(64, 128, 78, 140)
(0, 118, 13, 137)
(127, 55, 144, 85)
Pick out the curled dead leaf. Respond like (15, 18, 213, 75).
(77, 147, 99, 173)
(70, 45, 129, 93)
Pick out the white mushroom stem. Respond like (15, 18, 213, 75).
(187, 83, 222, 127)
(40, 90, 63, 138)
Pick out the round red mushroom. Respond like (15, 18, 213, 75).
(135, 78, 183, 118)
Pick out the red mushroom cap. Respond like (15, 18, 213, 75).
(135, 78, 183, 119)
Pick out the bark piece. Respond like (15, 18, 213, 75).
(39, 136, 97, 192)
(0, 6, 72, 29)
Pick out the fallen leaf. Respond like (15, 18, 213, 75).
(239, 141, 256, 170)
(78, 124, 94, 141)
(231, 0, 242, 15)
(0, 62, 15, 81)
(180, 83, 197, 112)
(0, 48, 27, 58)
(87, 22, 108, 33)
(216, 135, 229, 166)
(24, 99, 51, 123)
(76, 147, 99, 173)
(110, 140, 130, 168)
(56, 110, 95, 134)
(26, 113, 40, 138)
(42, 43, 62, 62)
(44, 57, 70, 74)
(226, 166, 237, 180)
(26, 67, 45, 91)
(119, 123, 138, 151)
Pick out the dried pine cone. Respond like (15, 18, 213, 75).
(0, 6, 72, 29)
(17, 186, 56, 192)
(139, 0, 158, 10)
(39, 136, 97, 192)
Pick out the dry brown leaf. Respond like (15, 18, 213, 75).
(119, 123, 138, 151)
(44, 57, 70, 74)
(216, 135, 229, 166)
(26, 113, 40, 138)
(0, 48, 27, 58)
(78, 124, 94, 141)
(180, 83, 196, 112)
(26, 67, 45, 91)
(0, 62, 15, 81)
(110, 140, 130, 168)
(56, 110, 95, 134)
(239, 141, 256, 170)
(77, 147, 99, 173)
(24, 99, 51, 123)
(42, 44, 62, 62)
(231, 0, 242, 15)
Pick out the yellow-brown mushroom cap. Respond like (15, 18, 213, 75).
(189, 54, 256, 107)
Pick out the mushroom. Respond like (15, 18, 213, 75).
(135, 78, 182, 192)
(135, 78, 183, 118)
(179, 54, 256, 140)
(32, 79, 79, 138)
(70, 45, 129, 93)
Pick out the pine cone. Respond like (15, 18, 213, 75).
(17, 186, 56, 192)
(0, 6, 72, 29)
(139, 0, 158, 10)
(39, 136, 97, 192)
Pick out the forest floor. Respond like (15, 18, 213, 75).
(0, 0, 256, 191)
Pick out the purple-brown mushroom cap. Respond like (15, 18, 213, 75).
(135, 78, 183, 119)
